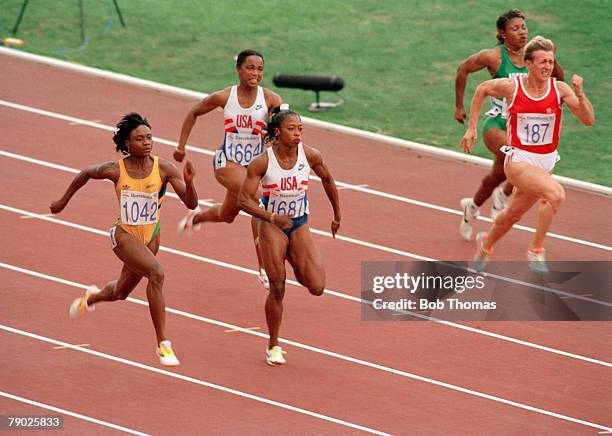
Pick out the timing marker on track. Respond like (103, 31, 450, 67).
(54, 343, 90, 349)
(561, 293, 594, 299)
(224, 327, 260, 333)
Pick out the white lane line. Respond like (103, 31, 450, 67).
(2, 205, 611, 368)
(0, 326, 390, 435)
(2, 313, 611, 432)
(0, 100, 610, 252)
(337, 184, 369, 190)
(0, 391, 150, 435)
(20, 213, 54, 219)
(0, 148, 435, 262)
(5, 149, 605, 305)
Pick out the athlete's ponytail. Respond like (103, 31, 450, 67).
(265, 104, 298, 144)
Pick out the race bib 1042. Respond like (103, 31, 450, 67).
(517, 113, 556, 146)
(224, 132, 263, 166)
(120, 190, 159, 225)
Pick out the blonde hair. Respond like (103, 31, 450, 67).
(524, 36, 555, 61)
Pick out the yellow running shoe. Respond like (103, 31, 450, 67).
(69, 285, 100, 318)
(266, 346, 286, 366)
(158, 340, 180, 366)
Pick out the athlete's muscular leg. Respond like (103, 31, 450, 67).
(473, 127, 511, 206)
(505, 162, 565, 250)
(193, 162, 245, 225)
(287, 225, 325, 296)
(258, 221, 290, 349)
(89, 229, 166, 345)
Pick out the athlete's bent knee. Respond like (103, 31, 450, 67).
(308, 285, 325, 296)
(269, 280, 285, 299)
(148, 264, 165, 286)
(546, 186, 565, 212)
(221, 213, 237, 224)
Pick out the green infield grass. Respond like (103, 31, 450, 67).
(2, 0, 609, 185)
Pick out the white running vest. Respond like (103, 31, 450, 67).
(260, 143, 311, 218)
(222, 85, 268, 166)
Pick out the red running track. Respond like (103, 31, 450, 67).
(1, 52, 611, 435)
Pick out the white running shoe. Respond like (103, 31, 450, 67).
(177, 207, 202, 236)
(258, 269, 270, 290)
(69, 285, 100, 318)
(157, 340, 180, 366)
(491, 187, 509, 220)
(266, 346, 286, 366)
(527, 247, 549, 275)
(459, 198, 480, 241)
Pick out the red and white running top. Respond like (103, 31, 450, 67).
(507, 76, 562, 154)
(260, 143, 311, 218)
(223, 85, 268, 166)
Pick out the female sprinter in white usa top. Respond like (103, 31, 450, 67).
(238, 105, 341, 366)
(460, 36, 594, 273)
(174, 49, 283, 289)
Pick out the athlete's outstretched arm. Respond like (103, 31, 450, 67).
(174, 90, 228, 162)
(306, 146, 341, 238)
(454, 49, 496, 123)
(50, 161, 118, 214)
(460, 78, 515, 153)
(161, 159, 199, 209)
(558, 75, 595, 126)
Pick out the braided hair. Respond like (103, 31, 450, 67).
(264, 104, 299, 144)
(112, 113, 151, 155)
(496, 8, 526, 44)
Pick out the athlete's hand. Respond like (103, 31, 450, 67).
(50, 198, 67, 214)
(460, 128, 477, 153)
(183, 160, 196, 183)
(571, 74, 584, 97)
(173, 148, 186, 162)
(272, 214, 292, 230)
(454, 107, 466, 124)
(331, 218, 340, 239)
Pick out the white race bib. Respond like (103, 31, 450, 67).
(224, 132, 263, 166)
(517, 113, 556, 146)
(120, 190, 158, 225)
(266, 190, 307, 218)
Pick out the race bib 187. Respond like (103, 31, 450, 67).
(517, 113, 556, 146)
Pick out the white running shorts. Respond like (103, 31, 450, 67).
(501, 146, 560, 173)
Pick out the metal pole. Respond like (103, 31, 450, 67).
(11, 0, 30, 35)
(112, 0, 126, 27)
(79, 0, 85, 44)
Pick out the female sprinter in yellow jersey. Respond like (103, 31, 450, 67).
(50, 113, 199, 366)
